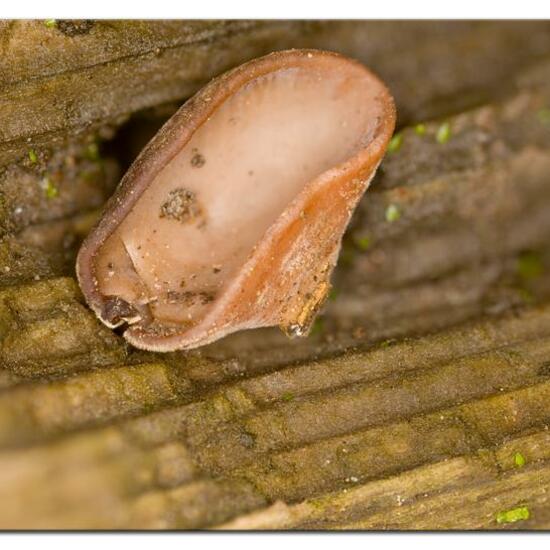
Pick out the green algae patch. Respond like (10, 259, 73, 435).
(513, 452, 526, 468)
(281, 392, 295, 402)
(385, 204, 401, 223)
(354, 235, 372, 251)
(328, 288, 338, 301)
(496, 506, 530, 524)
(436, 121, 452, 144)
(309, 318, 324, 337)
(28, 150, 38, 164)
(85, 142, 101, 162)
(414, 123, 426, 136)
(41, 177, 59, 199)
(387, 133, 403, 154)
(380, 338, 397, 348)
(517, 251, 543, 280)
(537, 108, 550, 125)
(44, 19, 57, 29)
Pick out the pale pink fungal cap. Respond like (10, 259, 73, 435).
(76, 49, 396, 351)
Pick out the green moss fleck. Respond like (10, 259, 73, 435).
(414, 123, 426, 136)
(44, 19, 57, 28)
(517, 251, 543, 280)
(385, 204, 401, 223)
(85, 143, 100, 161)
(537, 108, 550, 125)
(28, 150, 38, 164)
(328, 288, 338, 301)
(82, 170, 97, 182)
(387, 133, 403, 154)
(42, 177, 58, 199)
(281, 392, 295, 402)
(380, 338, 397, 348)
(436, 121, 452, 144)
(496, 506, 530, 524)
(310, 318, 324, 336)
(513, 452, 526, 468)
(354, 235, 372, 251)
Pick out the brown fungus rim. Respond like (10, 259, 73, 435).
(76, 48, 396, 351)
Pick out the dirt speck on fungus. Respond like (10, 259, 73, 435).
(160, 187, 204, 224)
(190, 149, 206, 168)
(166, 290, 215, 306)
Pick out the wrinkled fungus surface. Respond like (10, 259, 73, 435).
(77, 49, 396, 351)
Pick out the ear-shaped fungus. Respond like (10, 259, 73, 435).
(76, 49, 396, 351)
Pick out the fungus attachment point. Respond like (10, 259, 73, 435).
(76, 49, 396, 351)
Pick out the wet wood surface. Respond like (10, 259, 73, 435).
(0, 20, 549, 529)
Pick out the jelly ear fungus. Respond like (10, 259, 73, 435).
(76, 49, 396, 351)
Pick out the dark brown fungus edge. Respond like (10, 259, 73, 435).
(76, 49, 396, 351)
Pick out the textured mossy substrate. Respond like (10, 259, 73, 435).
(0, 20, 550, 529)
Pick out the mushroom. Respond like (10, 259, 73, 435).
(76, 49, 396, 351)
